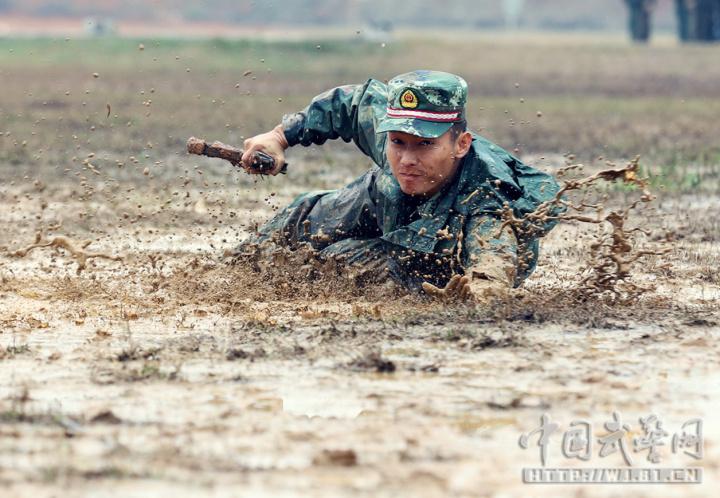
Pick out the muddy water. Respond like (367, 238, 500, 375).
(1, 161, 719, 497)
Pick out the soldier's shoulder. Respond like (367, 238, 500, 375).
(356, 78, 389, 104)
(466, 134, 520, 183)
(470, 133, 516, 163)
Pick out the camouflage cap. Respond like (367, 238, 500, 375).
(377, 70, 467, 138)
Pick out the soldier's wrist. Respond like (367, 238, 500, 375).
(272, 124, 289, 150)
(280, 112, 305, 147)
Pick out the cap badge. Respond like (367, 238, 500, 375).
(400, 89, 418, 109)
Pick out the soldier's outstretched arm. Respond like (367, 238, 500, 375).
(462, 216, 518, 302)
(422, 215, 517, 303)
(242, 79, 388, 174)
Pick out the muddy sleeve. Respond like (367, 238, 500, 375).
(461, 215, 518, 287)
(281, 79, 388, 166)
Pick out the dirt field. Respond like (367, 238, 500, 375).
(1, 34, 719, 497)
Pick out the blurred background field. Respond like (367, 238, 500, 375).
(2, 32, 719, 195)
(1, 3, 719, 497)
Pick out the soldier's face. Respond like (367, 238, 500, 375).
(387, 130, 472, 197)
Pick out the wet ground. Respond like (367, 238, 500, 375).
(1, 147, 718, 497)
(2, 33, 720, 497)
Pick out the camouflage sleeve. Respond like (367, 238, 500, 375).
(461, 215, 518, 286)
(281, 79, 388, 166)
(473, 134, 565, 234)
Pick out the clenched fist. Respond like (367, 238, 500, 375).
(240, 124, 289, 176)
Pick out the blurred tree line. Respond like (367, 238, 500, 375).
(625, 0, 720, 41)
(2, 0, 718, 41)
(0, 0, 642, 30)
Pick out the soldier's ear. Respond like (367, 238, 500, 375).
(454, 131, 473, 159)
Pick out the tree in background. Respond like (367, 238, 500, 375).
(696, 0, 720, 40)
(624, 0, 656, 42)
(676, 0, 720, 41)
(676, 0, 690, 39)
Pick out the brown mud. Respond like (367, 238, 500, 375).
(1, 149, 719, 497)
(1, 35, 720, 497)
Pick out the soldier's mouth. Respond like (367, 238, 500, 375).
(398, 172, 423, 178)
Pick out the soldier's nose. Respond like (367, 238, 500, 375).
(399, 152, 419, 167)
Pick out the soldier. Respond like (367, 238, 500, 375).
(236, 70, 562, 302)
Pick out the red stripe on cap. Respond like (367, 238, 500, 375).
(386, 107, 460, 122)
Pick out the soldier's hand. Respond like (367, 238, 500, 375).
(422, 274, 472, 302)
(422, 274, 509, 304)
(241, 124, 289, 175)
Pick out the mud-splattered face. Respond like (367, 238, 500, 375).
(387, 130, 472, 197)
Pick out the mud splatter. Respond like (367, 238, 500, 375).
(10, 228, 123, 274)
(502, 157, 668, 303)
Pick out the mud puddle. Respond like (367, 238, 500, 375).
(1, 162, 719, 497)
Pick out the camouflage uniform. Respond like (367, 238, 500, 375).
(242, 70, 562, 291)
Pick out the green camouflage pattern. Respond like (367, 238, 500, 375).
(269, 77, 562, 287)
(387, 70, 467, 108)
(376, 70, 467, 138)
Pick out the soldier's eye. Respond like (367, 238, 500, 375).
(420, 140, 433, 146)
(391, 138, 404, 145)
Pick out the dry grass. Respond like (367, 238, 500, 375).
(1, 36, 720, 176)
